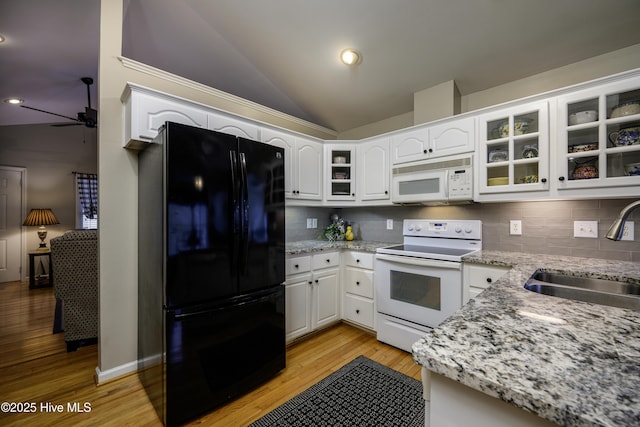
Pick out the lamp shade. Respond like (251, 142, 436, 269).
(23, 208, 60, 226)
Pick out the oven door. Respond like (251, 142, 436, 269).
(375, 253, 462, 328)
(391, 169, 447, 204)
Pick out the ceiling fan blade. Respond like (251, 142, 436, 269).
(20, 105, 82, 123)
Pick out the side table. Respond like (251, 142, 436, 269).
(29, 251, 53, 289)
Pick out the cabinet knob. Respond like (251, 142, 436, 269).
(356, 281, 360, 285)
(308, 281, 312, 284)
(351, 193, 355, 197)
(294, 264, 299, 268)
(356, 259, 360, 263)
(486, 278, 492, 283)
(428, 148, 433, 153)
(541, 178, 547, 183)
(384, 190, 388, 194)
(356, 309, 360, 314)
(315, 279, 319, 283)
(326, 259, 330, 263)
(559, 176, 565, 182)
(423, 149, 428, 154)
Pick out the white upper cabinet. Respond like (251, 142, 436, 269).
(391, 117, 475, 164)
(207, 112, 258, 140)
(261, 128, 295, 197)
(123, 88, 208, 147)
(358, 137, 390, 202)
(555, 78, 640, 195)
(294, 137, 323, 201)
(391, 127, 430, 164)
(477, 101, 550, 198)
(262, 130, 323, 201)
(428, 116, 476, 159)
(325, 143, 357, 201)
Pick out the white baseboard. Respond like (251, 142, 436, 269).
(95, 360, 139, 384)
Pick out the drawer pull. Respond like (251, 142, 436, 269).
(294, 264, 299, 268)
(486, 278, 492, 283)
(356, 259, 360, 263)
(326, 259, 330, 263)
(356, 281, 360, 285)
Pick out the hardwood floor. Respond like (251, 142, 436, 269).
(0, 280, 421, 426)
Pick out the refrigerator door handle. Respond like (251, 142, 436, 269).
(229, 150, 240, 274)
(239, 152, 249, 274)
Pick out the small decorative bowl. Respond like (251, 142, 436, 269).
(625, 162, 640, 176)
(519, 175, 539, 184)
(333, 156, 347, 164)
(513, 118, 533, 135)
(611, 101, 640, 118)
(488, 149, 508, 163)
(609, 127, 640, 146)
(569, 110, 598, 125)
(333, 172, 348, 179)
(488, 177, 508, 186)
(568, 143, 598, 153)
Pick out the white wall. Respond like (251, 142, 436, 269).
(339, 43, 640, 140)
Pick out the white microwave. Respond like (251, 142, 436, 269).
(391, 154, 473, 204)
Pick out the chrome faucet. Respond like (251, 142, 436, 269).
(606, 200, 640, 240)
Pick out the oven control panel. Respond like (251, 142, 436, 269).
(403, 219, 482, 239)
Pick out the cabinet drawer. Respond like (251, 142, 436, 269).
(286, 255, 311, 276)
(343, 294, 374, 329)
(312, 252, 340, 270)
(344, 267, 374, 298)
(465, 264, 509, 289)
(343, 251, 374, 270)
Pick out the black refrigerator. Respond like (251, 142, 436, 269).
(137, 122, 286, 426)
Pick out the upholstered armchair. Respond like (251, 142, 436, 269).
(50, 230, 98, 351)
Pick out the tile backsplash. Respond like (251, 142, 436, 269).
(286, 199, 640, 262)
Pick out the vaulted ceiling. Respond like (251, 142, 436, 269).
(1, 0, 640, 132)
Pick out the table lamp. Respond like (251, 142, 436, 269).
(23, 208, 60, 251)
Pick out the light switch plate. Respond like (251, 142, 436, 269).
(386, 219, 393, 230)
(573, 221, 598, 238)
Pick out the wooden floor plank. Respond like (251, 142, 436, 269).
(0, 281, 421, 426)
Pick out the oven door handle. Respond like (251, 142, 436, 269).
(375, 253, 461, 270)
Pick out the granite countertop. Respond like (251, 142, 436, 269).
(412, 250, 640, 427)
(286, 240, 392, 255)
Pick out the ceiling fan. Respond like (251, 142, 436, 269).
(21, 77, 97, 128)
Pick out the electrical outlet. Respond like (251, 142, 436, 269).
(509, 220, 522, 236)
(621, 221, 634, 241)
(386, 219, 393, 230)
(306, 218, 318, 229)
(573, 221, 598, 238)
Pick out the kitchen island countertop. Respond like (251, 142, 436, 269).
(413, 250, 640, 427)
(286, 240, 392, 255)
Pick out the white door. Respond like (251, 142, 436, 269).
(0, 167, 25, 283)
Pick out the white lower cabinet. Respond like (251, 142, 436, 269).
(341, 251, 375, 330)
(462, 263, 510, 304)
(285, 252, 340, 342)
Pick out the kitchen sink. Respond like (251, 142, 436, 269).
(524, 269, 640, 311)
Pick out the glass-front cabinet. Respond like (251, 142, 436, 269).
(556, 79, 640, 191)
(324, 144, 356, 201)
(478, 102, 549, 195)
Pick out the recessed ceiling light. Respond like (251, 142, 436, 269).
(4, 98, 24, 105)
(0, 34, 5, 43)
(340, 48, 362, 66)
